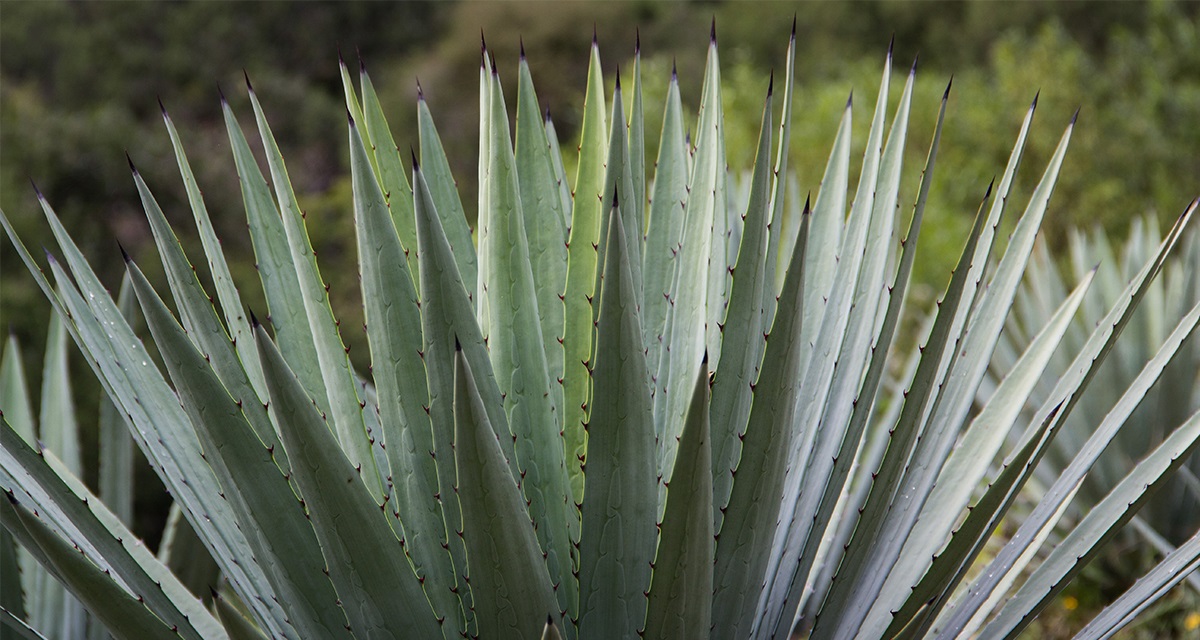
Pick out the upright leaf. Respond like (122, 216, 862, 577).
(641, 64, 689, 371)
(515, 49, 568, 422)
(246, 86, 377, 495)
(711, 201, 810, 638)
(710, 81, 773, 533)
(454, 347, 563, 640)
(481, 62, 576, 620)
(348, 116, 454, 628)
(644, 360, 713, 640)
(561, 38, 608, 508)
(655, 30, 727, 488)
(255, 324, 442, 639)
(579, 205, 656, 640)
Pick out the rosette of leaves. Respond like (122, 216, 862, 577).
(2, 22, 1199, 640)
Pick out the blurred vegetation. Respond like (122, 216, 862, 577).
(1, 2, 1198, 625)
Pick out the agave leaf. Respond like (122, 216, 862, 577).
(808, 172, 987, 640)
(2, 331, 38, 633)
(480, 62, 576, 622)
(255, 323, 442, 638)
(417, 85, 477, 296)
(644, 359, 713, 640)
(477, 46, 493, 334)
(1, 421, 217, 639)
(579, 204, 656, 640)
(1, 335, 35, 444)
(246, 87, 378, 497)
(868, 268, 1095, 637)
(641, 65, 688, 372)
(127, 258, 350, 638)
(220, 99, 327, 413)
(360, 67, 420, 285)
(762, 74, 945, 640)
(1, 200, 291, 636)
(416, 156, 530, 633)
(213, 590, 269, 640)
(1, 495, 179, 640)
(544, 110, 573, 232)
(934, 201, 1200, 638)
(710, 82, 773, 534)
(0, 609, 45, 640)
(1072, 525, 1200, 640)
(766, 57, 893, 603)
(40, 285, 123, 638)
(655, 32, 727, 487)
(453, 346, 563, 640)
(131, 167, 286, 473)
(561, 39, 607, 506)
(982, 408, 1200, 640)
(964, 298, 1200, 638)
(514, 52, 568, 424)
(338, 55, 366, 144)
(347, 116, 455, 626)
(756, 51, 892, 635)
(711, 199, 810, 639)
(761, 21, 796, 320)
(162, 107, 265, 397)
(630, 39, 646, 244)
(38, 309, 80, 477)
(42, 448, 225, 640)
(97, 274, 137, 528)
(594, 73, 640, 325)
(855, 102, 1055, 626)
(794, 97, 851, 342)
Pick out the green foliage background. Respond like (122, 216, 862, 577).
(1, 0, 1197, 542)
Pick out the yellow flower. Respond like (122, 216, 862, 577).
(1062, 595, 1079, 611)
(1184, 611, 1200, 631)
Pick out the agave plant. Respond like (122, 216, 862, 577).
(2, 23, 1199, 640)
(984, 215, 1200, 612)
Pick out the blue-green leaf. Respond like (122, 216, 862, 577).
(453, 346, 563, 640)
(579, 203, 657, 640)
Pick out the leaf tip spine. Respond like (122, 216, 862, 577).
(118, 242, 131, 264)
(636, 27, 641, 54)
(911, 53, 919, 75)
(243, 69, 254, 93)
(791, 14, 797, 38)
(887, 34, 895, 59)
(248, 308, 261, 328)
(1031, 89, 1040, 111)
(157, 95, 167, 117)
(520, 36, 527, 60)
(125, 151, 138, 176)
(29, 178, 43, 200)
(846, 90, 853, 110)
(803, 192, 812, 215)
(767, 68, 775, 98)
(411, 146, 420, 172)
(416, 77, 424, 100)
(217, 82, 227, 105)
(454, 334, 462, 352)
(1071, 105, 1081, 125)
(711, 16, 717, 43)
(943, 76, 953, 101)
(593, 23, 598, 46)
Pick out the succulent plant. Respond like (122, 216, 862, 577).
(985, 214, 1200, 612)
(2, 23, 1199, 640)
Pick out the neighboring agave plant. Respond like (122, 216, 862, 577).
(2, 23, 1199, 640)
(985, 216, 1200, 600)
